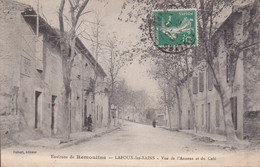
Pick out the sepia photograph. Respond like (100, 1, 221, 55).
(0, 0, 260, 166)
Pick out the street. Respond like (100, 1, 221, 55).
(3, 121, 260, 167)
(61, 121, 231, 155)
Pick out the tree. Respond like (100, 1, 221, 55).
(81, 12, 105, 129)
(58, 0, 90, 140)
(120, 0, 260, 142)
(149, 51, 187, 129)
(104, 35, 132, 126)
(111, 79, 132, 121)
(128, 89, 152, 122)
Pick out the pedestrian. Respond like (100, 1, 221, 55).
(152, 119, 157, 128)
(87, 114, 93, 131)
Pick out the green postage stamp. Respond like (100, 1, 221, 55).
(153, 9, 197, 46)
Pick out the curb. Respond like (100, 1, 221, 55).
(158, 126, 237, 149)
(179, 130, 251, 150)
(159, 126, 179, 132)
(56, 126, 121, 149)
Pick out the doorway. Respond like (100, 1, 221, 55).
(206, 103, 211, 132)
(51, 95, 57, 134)
(188, 110, 191, 129)
(84, 99, 88, 127)
(35, 91, 42, 129)
(178, 111, 182, 129)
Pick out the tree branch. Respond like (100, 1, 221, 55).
(59, 0, 66, 34)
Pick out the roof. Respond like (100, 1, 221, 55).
(212, 2, 255, 39)
(1, 0, 31, 11)
(15, 3, 106, 77)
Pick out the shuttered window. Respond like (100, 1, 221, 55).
(215, 61, 219, 73)
(193, 77, 198, 94)
(199, 72, 204, 92)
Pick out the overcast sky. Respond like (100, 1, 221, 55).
(15, 0, 160, 99)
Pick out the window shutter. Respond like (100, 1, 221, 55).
(208, 68, 213, 91)
(35, 35, 43, 71)
(215, 60, 219, 73)
(193, 77, 198, 94)
(199, 72, 204, 92)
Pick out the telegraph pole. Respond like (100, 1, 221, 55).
(36, 0, 39, 37)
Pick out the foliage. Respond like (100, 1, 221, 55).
(119, 0, 259, 141)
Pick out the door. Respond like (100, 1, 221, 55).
(35, 91, 42, 129)
(51, 95, 57, 134)
(207, 103, 211, 132)
(179, 111, 182, 129)
(84, 99, 87, 127)
(188, 110, 191, 129)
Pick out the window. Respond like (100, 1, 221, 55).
(201, 104, 204, 125)
(21, 56, 31, 76)
(215, 60, 219, 74)
(193, 77, 198, 94)
(230, 97, 237, 130)
(215, 100, 220, 128)
(199, 72, 204, 92)
(223, 28, 234, 46)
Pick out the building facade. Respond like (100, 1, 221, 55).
(173, 1, 260, 140)
(0, 0, 109, 145)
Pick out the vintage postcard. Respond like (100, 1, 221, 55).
(1, 0, 260, 166)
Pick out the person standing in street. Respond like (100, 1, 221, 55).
(87, 114, 93, 131)
(152, 119, 157, 128)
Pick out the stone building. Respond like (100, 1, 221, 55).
(175, 1, 260, 140)
(0, 0, 109, 145)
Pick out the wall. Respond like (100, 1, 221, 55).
(0, 1, 65, 146)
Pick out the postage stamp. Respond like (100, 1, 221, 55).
(153, 9, 197, 46)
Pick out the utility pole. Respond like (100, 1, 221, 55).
(36, 0, 39, 37)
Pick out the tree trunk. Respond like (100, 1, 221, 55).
(186, 82, 196, 132)
(166, 83, 172, 129)
(208, 59, 239, 142)
(218, 87, 239, 142)
(175, 86, 182, 130)
(166, 100, 172, 129)
(61, 51, 72, 141)
(108, 97, 112, 127)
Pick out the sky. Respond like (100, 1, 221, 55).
(15, 0, 161, 99)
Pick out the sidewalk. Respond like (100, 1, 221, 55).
(160, 127, 250, 150)
(21, 126, 120, 149)
(180, 129, 226, 142)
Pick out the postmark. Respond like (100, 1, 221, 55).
(152, 9, 197, 53)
